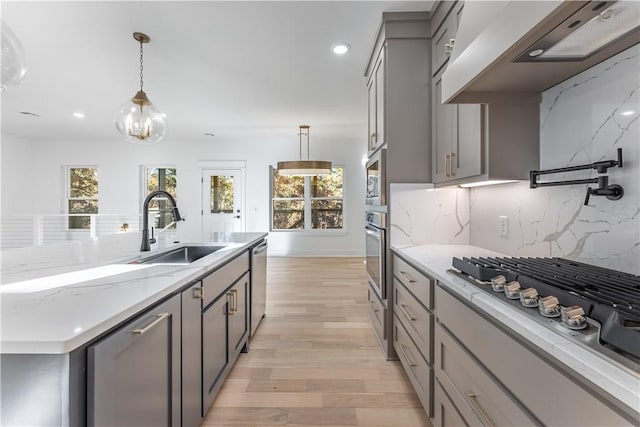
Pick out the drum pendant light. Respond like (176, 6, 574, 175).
(277, 125, 332, 176)
(115, 32, 166, 144)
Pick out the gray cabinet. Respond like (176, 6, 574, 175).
(435, 284, 635, 426)
(367, 47, 385, 156)
(87, 294, 181, 427)
(202, 291, 229, 413)
(182, 282, 203, 427)
(229, 272, 249, 358)
(391, 253, 434, 416)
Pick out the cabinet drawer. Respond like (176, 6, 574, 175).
(434, 378, 473, 427)
(435, 285, 634, 426)
(435, 322, 537, 427)
(394, 278, 432, 363)
(368, 284, 386, 341)
(393, 313, 432, 417)
(202, 251, 249, 307)
(393, 255, 433, 309)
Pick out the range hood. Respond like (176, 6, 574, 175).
(442, 1, 640, 104)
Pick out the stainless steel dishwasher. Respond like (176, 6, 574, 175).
(250, 239, 267, 336)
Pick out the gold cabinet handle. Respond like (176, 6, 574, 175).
(450, 152, 456, 176)
(132, 313, 169, 335)
(398, 344, 416, 368)
(399, 271, 416, 283)
(231, 289, 238, 313)
(467, 392, 495, 427)
(227, 291, 235, 316)
(398, 304, 416, 322)
(192, 287, 203, 299)
(444, 43, 452, 55)
(445, 154, 451, 177)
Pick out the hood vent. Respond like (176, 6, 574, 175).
(441, 0, 640, 104)
(515, 1, 640, 62)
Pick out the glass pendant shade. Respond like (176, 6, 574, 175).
(1, 22, 28, 91)
(115, 90, 166, 144)
(277, 125, 332, 176)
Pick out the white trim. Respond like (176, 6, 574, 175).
(197, 160, 246, 169)
(267, 249, 365, 257)
(200, 166, 247, 233)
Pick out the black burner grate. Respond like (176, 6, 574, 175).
(452, 256, 640, 359)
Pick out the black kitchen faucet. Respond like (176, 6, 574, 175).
(140, 190, 182, 251)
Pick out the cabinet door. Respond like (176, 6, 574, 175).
(229, 272, 249, 357)
(453, 104, 482, 180)
(434, 379, 474, 427)
(88, 295, 181, 427)
(374, 47, 385, 150)
(182, 283, 203, 427)
(432, 7, 457, 76)
(432, 70, 455, 183)
(202, 295, 228, 414)
(367, 76, 377, 154)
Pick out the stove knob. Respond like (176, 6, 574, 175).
(490, 275, 506, 292)
(504, 281, 521, 299)
(562, 305, 587, 330)
(520, 287, 539, 307)
(539, 296, 561, 317)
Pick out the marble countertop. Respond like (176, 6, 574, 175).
(391, 244, 640, 416)
(1, 232, 267, 354)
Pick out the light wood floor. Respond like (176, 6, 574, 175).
(202, 257, 432, 427)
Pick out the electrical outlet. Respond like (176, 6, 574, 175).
(499, 216, 508, 237)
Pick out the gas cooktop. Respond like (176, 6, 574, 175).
(449, 256, 640, 371)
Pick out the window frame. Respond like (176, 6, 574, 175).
(64, 165, 99, 231)
(270, 165, 346, 234)
(141, 165, 178, 230)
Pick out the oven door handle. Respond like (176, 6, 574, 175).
(365, 225, 382, 236)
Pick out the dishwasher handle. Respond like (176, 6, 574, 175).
(253, 241, 268, 255)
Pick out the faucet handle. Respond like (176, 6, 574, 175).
(149, 227, 157, 244)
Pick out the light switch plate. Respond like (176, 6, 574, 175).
(499, 216, 508, 237)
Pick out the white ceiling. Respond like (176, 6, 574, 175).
(1, 1, 432, 143)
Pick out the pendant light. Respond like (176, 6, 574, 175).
(277, 125, 332, 176)
(115, 32, 166, 144)
(1, 22, 28, 91)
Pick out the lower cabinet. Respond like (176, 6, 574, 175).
(87, 294, 181, 427)
(435, 283, 635, 426)
(433, 379, 471, 427)
(228, 272, 249, 359)
(202, 289, 230, 413)
(182, 282, 204, 427)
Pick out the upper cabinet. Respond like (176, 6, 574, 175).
(431, 1, 540, 186)
(364, 12, 432, 184)
(441, 1, 640, 103)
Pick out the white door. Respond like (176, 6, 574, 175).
(202, 169, 245, 233)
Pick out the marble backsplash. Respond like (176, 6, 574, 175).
(389, 184, 470, 246)
(470, 45, 640, 274)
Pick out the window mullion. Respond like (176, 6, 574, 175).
(304, 176, 311, 230)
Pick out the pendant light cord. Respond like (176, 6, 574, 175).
(139, 40, 144, 92)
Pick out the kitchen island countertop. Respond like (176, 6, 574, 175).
(391, 243, 640, 417)
(1, 232, 267, 354)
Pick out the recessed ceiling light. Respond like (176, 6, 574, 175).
(331, 42, 351, 55)
(204, 133, 215, 137)
(621, 110, 635, 116)
(73, 112, 85, 118)
(528, 48, 545, 57)
(19, 111, 39, 117)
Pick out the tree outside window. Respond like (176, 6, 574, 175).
(145, 167, 177, 229)
(67, 167, 98, 230)
(271, 167, 344, 231)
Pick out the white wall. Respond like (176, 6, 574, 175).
(470, 45, 640, 274)
(1, 134, 35, 216)
(1, 131, 366, 256)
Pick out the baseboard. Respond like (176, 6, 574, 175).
(266, 249, 365, 257)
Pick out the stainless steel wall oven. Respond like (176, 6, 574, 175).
(365, 211, 386, 300)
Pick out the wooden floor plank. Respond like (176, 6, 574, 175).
(203, 257, 431, 426)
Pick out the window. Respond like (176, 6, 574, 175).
(271, 167, 344, 231)
(144, 167, 177, 229)
(67, 166, 98, 230)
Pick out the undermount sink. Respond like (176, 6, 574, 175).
(135, 245, 226, 265)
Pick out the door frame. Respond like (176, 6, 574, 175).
(198, 160, 247, 233)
